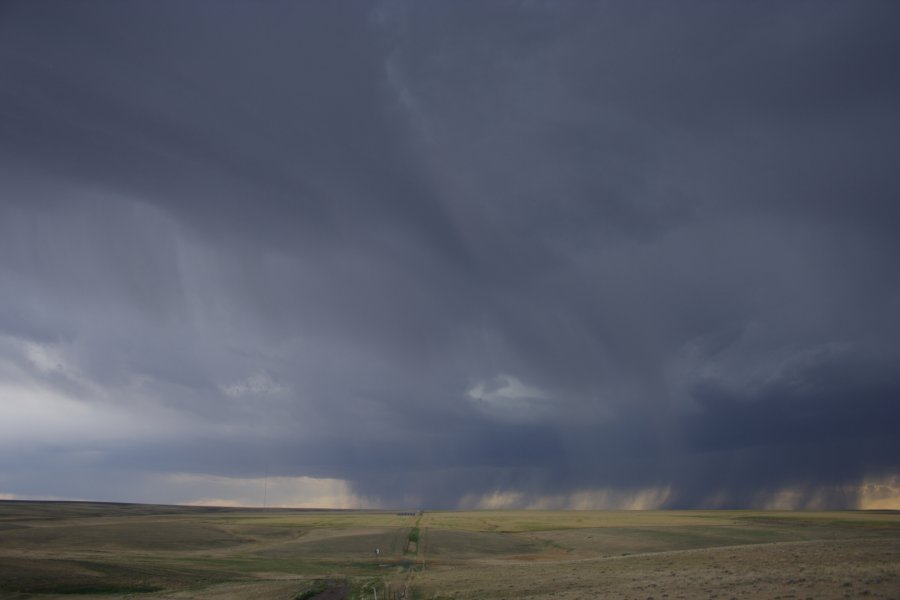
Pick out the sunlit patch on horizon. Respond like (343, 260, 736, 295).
(858, 475, 900, 510)
(758, 487, 850, 511)
(458, 486, 672, 510)
(697, 477, 900, 510)
(0, 492, 90, 501)
(166, 473, 372, 509)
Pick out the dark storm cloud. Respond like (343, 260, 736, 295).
(1, 1, 899, 508)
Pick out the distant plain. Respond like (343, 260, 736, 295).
(0, 501, 898, 599)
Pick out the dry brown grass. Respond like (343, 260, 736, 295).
(415, 538, 900, 599)
(0, 502, 897, 599)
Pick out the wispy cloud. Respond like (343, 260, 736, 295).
(466, 374, 553, 422)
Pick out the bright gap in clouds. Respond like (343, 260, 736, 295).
(466, 374, 553, 422)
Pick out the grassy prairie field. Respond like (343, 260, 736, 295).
(0, 502, 898, 599)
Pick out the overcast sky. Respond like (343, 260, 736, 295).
(1, 0, 899, 510)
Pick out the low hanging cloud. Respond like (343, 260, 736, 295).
(466, 374, 554, 423)
(222, 372, 289, 399)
